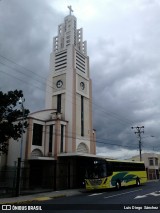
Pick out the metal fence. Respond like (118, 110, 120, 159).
(0, 164, 76, 198)
(0, 158, 86, 198)
(0, 166, 17, 197)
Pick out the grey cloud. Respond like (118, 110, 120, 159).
(0, 0, 63, 112)
(1, 0, 160, 158)
(91, 24, 160, 155)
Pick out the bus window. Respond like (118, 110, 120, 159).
(106, 161, 113, 176)
(85, 161, 107, 178)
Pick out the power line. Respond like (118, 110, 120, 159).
(0, 53, 135, 128)
(0, 53, 144, 154)
(25, 124, 138, 150)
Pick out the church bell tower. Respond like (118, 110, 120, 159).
(45, 6, 96, 155)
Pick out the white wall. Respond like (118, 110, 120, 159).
(7, 132, 27, 167)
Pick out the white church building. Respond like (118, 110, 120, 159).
(3, 7, 97, 191)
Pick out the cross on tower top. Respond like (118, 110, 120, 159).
(68, 5, 73, 15)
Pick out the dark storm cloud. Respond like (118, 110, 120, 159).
(0, 0, 63, 112)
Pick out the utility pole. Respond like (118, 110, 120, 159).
(131, 126, 144, 161)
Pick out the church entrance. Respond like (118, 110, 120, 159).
(57, 155, 98, 189)
(29, 160, 56, 189)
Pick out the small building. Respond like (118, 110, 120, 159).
(129, 153, 160, 180)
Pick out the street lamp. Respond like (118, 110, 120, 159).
(15, 97, 25, 196)
(19, 97, 25, 160)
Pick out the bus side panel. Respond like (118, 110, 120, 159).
(110, 171, 147, 187)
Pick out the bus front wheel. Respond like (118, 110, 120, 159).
(116, 181, 121, 190)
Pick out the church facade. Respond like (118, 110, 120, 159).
(4, 7, 97, 191)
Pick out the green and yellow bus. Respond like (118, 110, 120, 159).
(85, 158, 147, 190)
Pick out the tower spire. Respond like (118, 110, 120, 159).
(45, 7, 96, 155)
(68, 5, 73, 15)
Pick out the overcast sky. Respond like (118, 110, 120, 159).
(1, 0, 160, 159)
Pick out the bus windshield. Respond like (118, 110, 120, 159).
(85, 160, 107, 178)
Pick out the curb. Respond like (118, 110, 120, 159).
(0, 194, 67, 205)
(147, 179, 159, 183)
(33, 194, 66, 201)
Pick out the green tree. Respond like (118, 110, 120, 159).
(0, 90, 30, 154)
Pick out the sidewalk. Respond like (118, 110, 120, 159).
(1, 180, 158, 204)
(0, 189, 84, 204)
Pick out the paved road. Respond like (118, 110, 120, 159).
(38, 181, 160, 212)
